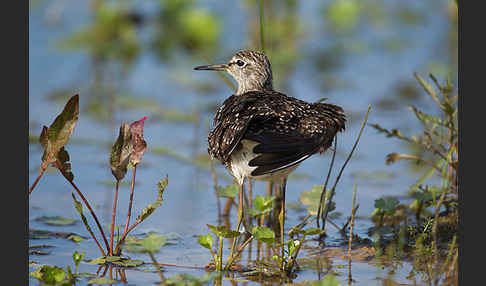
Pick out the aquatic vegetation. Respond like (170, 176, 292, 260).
(370, 73, 458, 285)
(29, 94, 169, 273)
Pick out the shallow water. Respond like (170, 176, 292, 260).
(29, 1, 455, 285)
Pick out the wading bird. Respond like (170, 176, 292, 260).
(194, 50, 346, 250)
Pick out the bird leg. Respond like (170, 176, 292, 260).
(272, 183, 282, 232)
(248, 179, 253, 225)
(279, 178, 287, 270)
(226, 180, 244, 270)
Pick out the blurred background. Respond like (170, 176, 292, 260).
(29, 0, 457, 284)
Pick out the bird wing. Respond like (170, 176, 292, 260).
(208, 91, 345, 176)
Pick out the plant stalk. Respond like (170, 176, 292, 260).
(110, 180, 120, 255)
(29, 167, 46, 195)
(55, 160, 110, 253)
(218, 237, 223, 271)
(148, 252, 166, 282)
(123, 165, 137, 238)
(225, 182, 244, 271)
(321, 105, 371, 231)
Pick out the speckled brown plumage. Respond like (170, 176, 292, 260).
(208, 90, 346, 177)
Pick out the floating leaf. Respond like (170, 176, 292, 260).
(29, 265, 66, 284)
(135, 176, 167, 224)
(313, 274, 342, 286)
(88, 277, 117, 284)
(207, 224, 240, 238)
(129, 116, 148, 165)
(110, 123, 132, 181)
(67, 234, 86, 243)
(35, 216, 77, 226)
(198, 234, 214, 250)
(298, 227, 325, 236)
(251, 226, 275, 244)
(141, 234, 167, 253)
(29, 250, 50, 255)
(111, 259, 144, 267)
(87, 257, 106, 265)
(40, 94, 79, 170)
(215, 183, 238, 199)
(105, 256, 122, 262)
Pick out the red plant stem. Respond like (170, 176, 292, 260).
(29, 168, 46, 195)
(55, 160, 110, 254)
(123, 165, 137, 238)
(114, 213, 142, 255)
(110, 180, 120, 256)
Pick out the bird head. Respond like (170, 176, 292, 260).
(194, 50, 273, 95)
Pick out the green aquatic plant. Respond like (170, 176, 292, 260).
(30, 250, 86, 285)
(29, 94, 168, 261)
(198, 224, 240, 271)
(370, 73, 458, 285)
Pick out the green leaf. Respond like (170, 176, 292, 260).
(197, 234, 214, 250)
(298, 227, 325, 236)
(414, 72, 442, 107)
(88, 277, 117, 284)
(32, 265, 66, 284)
(374, 197, 399, 215)
(287, 239, 300, 257)
(67, 234, 86, 243)
(215, 183, 238, 198)
(299, 185, 323, 215)
(87, 257, 106, 264)
(72, 251, 85, 268)
(207, 224, 240, 238)
(254, 195, 275, 212)
(34, 216, 77, 226)
(71, 193, 95, 239)
(314, 274, 342, 286)
(111, 259, 144, 267)
(135, 176, 167, 224)
(110, 122, 133, 181)
(141, 234, 167, 253)
(41, 94, 79, 170)
(251, 226, 275, 244)
(105, 256, 122, 262)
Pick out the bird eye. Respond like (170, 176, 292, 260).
(236, 60, 245, 67)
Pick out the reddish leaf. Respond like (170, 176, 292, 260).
(57, 147, 74, 182)
(40, 94, 79, 170)
(129, 116, 147, 165)
(110, 123, 133, 181)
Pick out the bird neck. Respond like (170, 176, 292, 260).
(235, 77, 273, 95)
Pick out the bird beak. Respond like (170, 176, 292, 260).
(194, 63, 229, 71)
